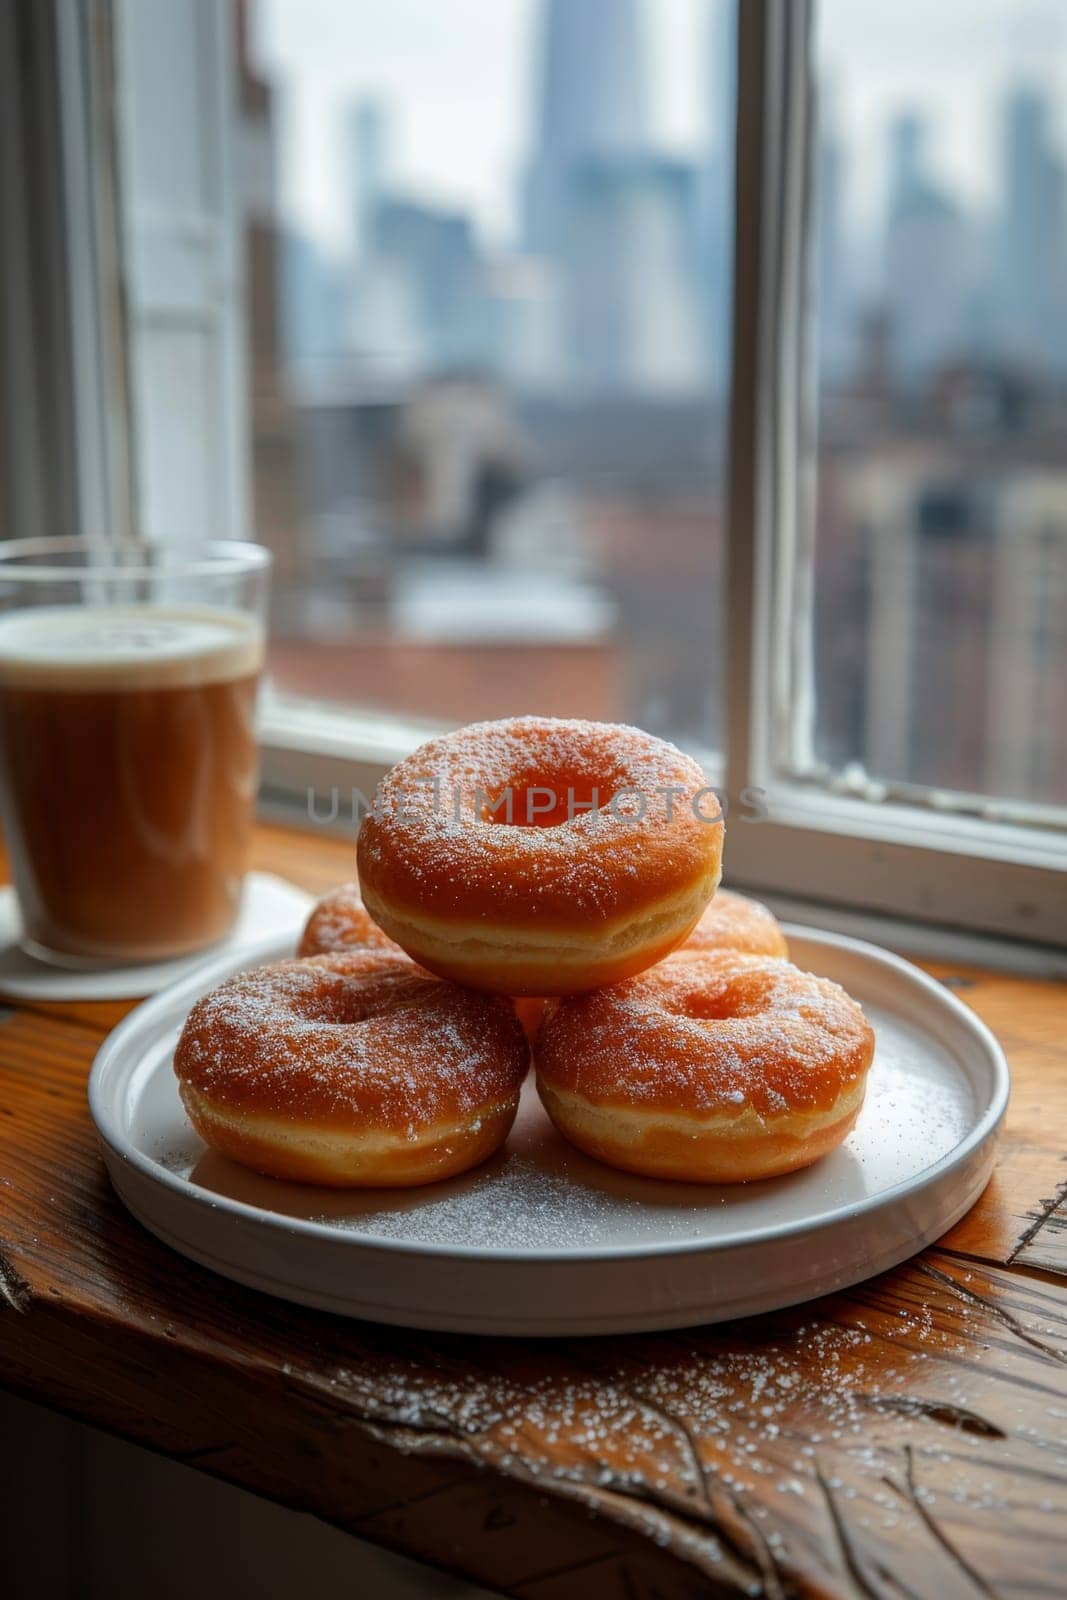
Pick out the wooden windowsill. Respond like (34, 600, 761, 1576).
(1, 821, 1064, 1597)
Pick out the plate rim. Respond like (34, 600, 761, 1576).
(89, 923, 1011, 1265)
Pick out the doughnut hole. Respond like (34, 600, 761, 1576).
(675, 969, 777, 1022)
(480, 770, 619, 828)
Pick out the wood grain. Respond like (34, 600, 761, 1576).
(1, 821, 1066, 1598)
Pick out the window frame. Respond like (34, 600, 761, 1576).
(113, 0, 249, 546)
(721, 0, 1066, 945)
(6, 0, 1066, 947)
(0, 0, 131, 547)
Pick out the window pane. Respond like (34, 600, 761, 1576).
(810, 0, 1067, 811)
(240, 0, 733, 754)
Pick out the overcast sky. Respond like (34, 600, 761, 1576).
(251, 0, 1067, 257)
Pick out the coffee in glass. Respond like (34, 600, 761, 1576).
(0, 540, 270, 964)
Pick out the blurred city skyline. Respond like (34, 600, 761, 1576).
(253, 0, 1067, 240)
(240, 0, 1067, 808)
(253, 0, 1067, 394)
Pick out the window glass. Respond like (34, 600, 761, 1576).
(811, 0, 1067, 810)
(241, 0, 734, 755)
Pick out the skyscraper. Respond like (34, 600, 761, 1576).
(350, 97, 388, 261)
(519, 0, 707, 394)
(884, 112, 973, 381)
(523, 0, 649, 255)
(999, 85, 1067, 369)
(562, 158, 705, 395)
(535, 0, 647, 155)
(889, 112, 924, 213)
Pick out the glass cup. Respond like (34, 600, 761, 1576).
(0, 538, 270, 966)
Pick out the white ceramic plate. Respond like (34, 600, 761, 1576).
(89, 928, 1009, 1336)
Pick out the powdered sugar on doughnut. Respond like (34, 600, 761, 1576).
(298, 881, 401, 957)
(537, 951, 874, 1117)
(174, 950, 529, 1134)
(357, 716, 723, 926)
(684, 889, 789, 959)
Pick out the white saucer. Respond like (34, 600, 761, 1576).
(89, 927, 1009, 1335)
(0, 874, 313, 1002)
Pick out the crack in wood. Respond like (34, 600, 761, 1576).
(0, 1241, 30, 1312)
(572, 1371, 797, 1595)
(886, 1445, 1003, 1600)
(632, 1396, 782, 1595)
(918, 1261, 1067, 1366)
(283, 1381, 477, 1447)
(858, 1393, 1005, 1438)
(292, 1357, 781, 1594)
(813, 1462, 895, 1600)
(625, 1394, 710, 1507)
(720, 1486, 791, 1600)
(657, 1413, 794, 1599)
(916, 1444, 1067, 1495)
(357, 1415, 763, 1593)
(1008, 1168, 1067, 1267)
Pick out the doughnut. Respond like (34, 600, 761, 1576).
(683, 889, 788, 959)
(513, 997, 546, 1043)
(298, 881, 545, 1040)
(298, 880, 403, 958)
(535, 951, 874, 1183)
(357, 717, 723, 995)
(173, 950, 529, 1187)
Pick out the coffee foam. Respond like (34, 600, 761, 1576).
(0, 606, 264, 690)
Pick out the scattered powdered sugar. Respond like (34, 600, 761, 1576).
(312, 1154, 680, 1249)
(297, 1286, 1053, 1560)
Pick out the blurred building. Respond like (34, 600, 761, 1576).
(815, 377, 1067, 808)
(561, 157, 705, 395)
(884, 113, 975, 383)
(998, 85, 1067, 370)
(809, 76, 1067, 807)
(520, 0, 713, 397)
(361, 199, 487, 372)
(349, 96, 387, 259)
(281, 231, 346, 369)
(522, 0, 649, 256)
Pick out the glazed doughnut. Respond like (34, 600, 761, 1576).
(683, 889, 788, 959)
(535, 951, 874, 1183)
(357, 717, 723, 995)
(298, 880, 403, 958)
(174, 950, 529, 1187)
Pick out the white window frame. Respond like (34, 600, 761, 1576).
(6, 0, 1066, 948)
(721, 0, 1065, 945)
(113, 0, 249, 546)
